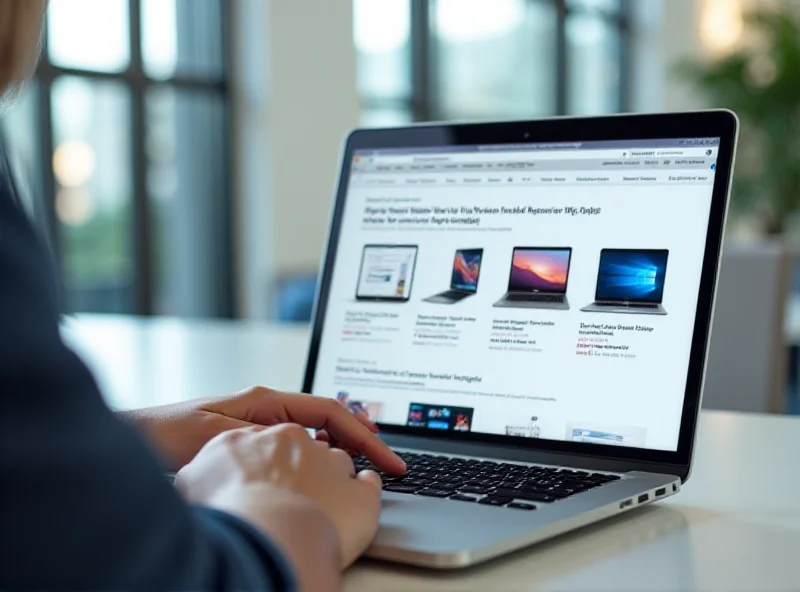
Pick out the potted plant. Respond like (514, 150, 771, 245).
(675, 6, 800, 236)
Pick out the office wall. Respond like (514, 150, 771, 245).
(233, 0, 358, 317)
(267, 0, 359, 275)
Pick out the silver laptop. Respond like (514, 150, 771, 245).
(493, 247, 572, 310)
(303, 111, 738, 568)
(581, 248, 669, 315)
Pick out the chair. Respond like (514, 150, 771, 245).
(702, 242, 792, 413)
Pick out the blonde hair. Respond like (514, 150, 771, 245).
(0, 0, 46, 96)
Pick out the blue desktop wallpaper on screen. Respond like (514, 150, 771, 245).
(596, 251, 668, 301)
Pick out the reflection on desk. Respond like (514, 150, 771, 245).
(63, 314, 800, 592)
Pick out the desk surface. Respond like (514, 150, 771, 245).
(64, 314, 800, 592)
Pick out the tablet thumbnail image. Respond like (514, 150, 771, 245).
(423, 248, 484, 304)
(581, 249, 668, 315)
(355, 244, 418, 302)
(406, 402, 474, 431)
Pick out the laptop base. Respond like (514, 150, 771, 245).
(366, 452, 679, 568)
(581, 303, 667, 316)
(493, 294, 570, 310)
(423, 291, 473, 304)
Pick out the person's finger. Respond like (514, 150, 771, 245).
(352, 409, 379, 433)
(267, 393, 405, 474)
(356, 469, 382, 492)
(330, 448, 357, 476)
(314, 430, 331, 443)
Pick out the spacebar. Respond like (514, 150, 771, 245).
(493, 489, 557, 502)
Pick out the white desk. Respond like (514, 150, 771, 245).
(64, 314, 800, 592)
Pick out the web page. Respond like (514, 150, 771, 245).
(312, 139, 720, 451)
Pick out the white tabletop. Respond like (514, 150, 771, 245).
(64, 314, 800, 592)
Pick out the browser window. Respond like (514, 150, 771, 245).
(312, 138, 720, 452)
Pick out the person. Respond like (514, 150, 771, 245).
(0, 2, 405, 590)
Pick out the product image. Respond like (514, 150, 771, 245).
(504, 416, 541, 438)
(493, 247, 572, 310)
(406, 402, 475, 431)
(355, 244, 418, 302)
(423, 248, 484, 304)
(581, 249, 669, 315)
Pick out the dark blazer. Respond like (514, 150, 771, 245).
(0, 143, 295, 591)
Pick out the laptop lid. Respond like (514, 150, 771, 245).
(304, 111, 738, 476)
(450, 248, 483, 292)
(594, 249, 669, 303)
(507, 247, 571, 294)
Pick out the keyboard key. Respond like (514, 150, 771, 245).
(505, 490, 556, 503)
(383, 485, 419, 494)
(449, 494, 478, 502)
(418, 489, 454, 498)
(478, 496, 512, 506)
(507, 503, 537, 510)
(458, 486, 491, 495)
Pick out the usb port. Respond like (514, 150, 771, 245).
(619, 499, 633, 509)
(655, 488, 666, 497)
(637, 493, 649, 504)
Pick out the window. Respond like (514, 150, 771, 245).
(354, 0, 631, 123)
(1, 0, 234, 317)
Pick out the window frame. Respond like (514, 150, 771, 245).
(360, 0, 633, 122)
(33, 0, 236, 317)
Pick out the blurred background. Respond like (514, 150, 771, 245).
(2, 0, 799, 413)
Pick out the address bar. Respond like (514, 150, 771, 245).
(371, 148, 715, 164)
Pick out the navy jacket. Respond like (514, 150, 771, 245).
(0, 144, 295, 591)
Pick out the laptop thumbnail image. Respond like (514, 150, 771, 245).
(581, 249, 669, 315)
(423, 249, 484, 304)
(493, 247, 571, 310)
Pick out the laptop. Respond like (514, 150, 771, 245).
(493, 247, 571, 310)
(582, 249, 669, 315)
(304, 111, 738, 568)
(423, 249, 484, 304)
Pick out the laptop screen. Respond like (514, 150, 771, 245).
(595, 249, 669, 303)
(311, 136, 720, 452)
(508, 248, 570, 293)
(451, 249, 483, 292)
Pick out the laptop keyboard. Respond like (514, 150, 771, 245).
(506, 293, 564, 303)
(355, 452, 620, 510)
(595, 301, 658, 309)
(440, 290, 470, 300)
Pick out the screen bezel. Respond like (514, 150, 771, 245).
(304, 111, 738, 471)
(507, 247, 572, 294)
(593, 248, 670, 303)
(354, 244, 419, 302)
(450, 248, 484, 293)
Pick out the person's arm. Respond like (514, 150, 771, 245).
(0, 158, 304, 590)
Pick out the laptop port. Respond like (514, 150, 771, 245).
(637, 493, 649, 504)
(673, 484, 678, 492)
(655, 487, 666, 497)
(619, 499, 633, 509)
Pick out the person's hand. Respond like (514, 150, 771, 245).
(176, 423, 383, 589)
(120, 387, 405, 474)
